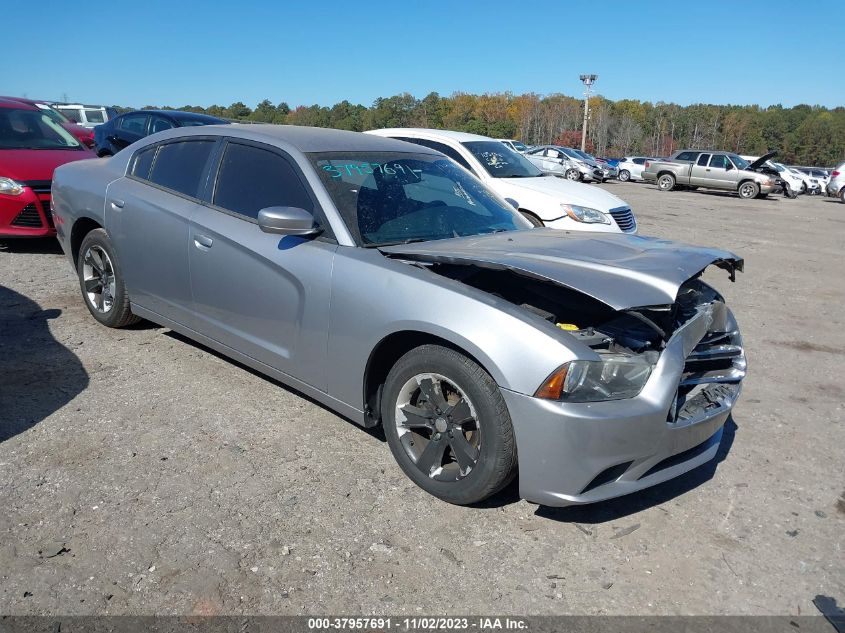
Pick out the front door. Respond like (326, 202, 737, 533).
(188, 139, 336, 389)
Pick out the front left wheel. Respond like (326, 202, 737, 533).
(77, 229, 139, 328)
(381, 344, 517, 505)
(618, 169, 630, 182)
(738, 181, 760, 199)
(520, 211, 544, 227)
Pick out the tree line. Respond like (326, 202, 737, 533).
(119, 92, 845, 166)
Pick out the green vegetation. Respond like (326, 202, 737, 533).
(117, 92, 845, 166)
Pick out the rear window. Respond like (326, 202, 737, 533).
(147, 140, 215, 198)
(131, 146, 157, 179)
(84, 109, 105, 124)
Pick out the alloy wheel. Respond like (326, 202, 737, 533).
(82, 245, 116, 313)
(394, 373, 481, 482)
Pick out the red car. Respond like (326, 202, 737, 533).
(1, 96, 95, 149)
(0, 98, 94, 238)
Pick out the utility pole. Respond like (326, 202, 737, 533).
(579, 74, 597, 152)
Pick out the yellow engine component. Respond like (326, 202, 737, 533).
(556, 323, 579, 331)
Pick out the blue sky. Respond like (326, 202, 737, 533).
(3, 0, 842, 109)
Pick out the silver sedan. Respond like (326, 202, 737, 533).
(52, 125, 746, 507)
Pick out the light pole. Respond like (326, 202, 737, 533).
(579, 74, 597, 152)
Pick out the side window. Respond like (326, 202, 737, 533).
(119, 113, 149, 135)
(633, 158, 645, 165)
(85, 109, 105, 124)
(131, 146, 157, 179)
(212, 142, 313, 220)
(147, 139, 215, 197)
(709, 155, 727, 169)
(397, 137, 474, 173)
(697, 154, 711, 166)
(149, 116, 174, 134)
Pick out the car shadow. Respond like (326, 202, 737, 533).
(0, 237, 64, 255)
(0, 285, 89, 442)
(162, 330, 384, 441)
(531, 416, 738, 523)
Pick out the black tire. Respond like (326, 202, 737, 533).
(618, 169, 630, 182)
(520, 211, 544, 227)
(381, 344, 516, 505)
(737, 181, 760, 199)
(657, 173, 676, 191)
(840, 188, 845, 204)
(565, 168, 581, 181)
(76, 228, 139, 328)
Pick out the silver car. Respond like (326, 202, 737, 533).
(52, 125, 746, 507)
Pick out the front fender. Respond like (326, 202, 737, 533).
(326, 248, 581, 409)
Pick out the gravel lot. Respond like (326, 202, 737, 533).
(1, 183, 843, 617)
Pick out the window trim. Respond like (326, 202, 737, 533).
(125, 136, 220, 204)
(203, 137, 336, 241)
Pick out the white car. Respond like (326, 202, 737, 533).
(52, 103, 115, 129)
(826, 161, 845, 200)
(788, 167, 821, 194)
(497, 139, 530, 153)
(617, 156, 655, 182)
(802, 168, 830, 194)
(366, 128, 637, 233)
(771, 162, 808, 194)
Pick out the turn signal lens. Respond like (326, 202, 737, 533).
(535, 365, 569, 400)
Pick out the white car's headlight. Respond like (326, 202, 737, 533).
(561, 204, 610, 224)
(536, 354, 656, 402)
(0, 177, 25, 196)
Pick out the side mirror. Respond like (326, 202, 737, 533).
(257, 206, 322, 236)
(504, 197, 519, 209)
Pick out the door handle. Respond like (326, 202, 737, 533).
(110, 198, 125, 208)
(194, 234, 213, 249)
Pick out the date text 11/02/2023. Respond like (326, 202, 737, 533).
(306, 617, 529, 630)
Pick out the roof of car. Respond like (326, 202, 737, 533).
(367, 128, 495, 143)
(123, 109, 226, 123)
(0, 97, 39, 110)
(139, 124, 444, 154)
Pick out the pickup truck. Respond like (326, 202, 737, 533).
(642, 150, 780, 199)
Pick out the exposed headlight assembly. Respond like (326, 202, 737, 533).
(536, 354, 655, 402)
(561, 203, 610, 224)
(0, 177, 25, 196)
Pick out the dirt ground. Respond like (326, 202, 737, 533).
(1, 183, 843, 617)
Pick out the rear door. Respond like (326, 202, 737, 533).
(111, 113, 149, 150)
(689, 153, 711, 186)
(106, 137, 217, 326)
(188, 139, 336, 389)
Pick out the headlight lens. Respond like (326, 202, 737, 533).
(561, 204, 610, 224)
(0, 177, 25, 196)
(535, 354, 655, 402)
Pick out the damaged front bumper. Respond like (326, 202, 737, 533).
(505, 302, 745, 507)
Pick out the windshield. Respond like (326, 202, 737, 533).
(573, 149, 595, 161)
(310, 151, 531, 246)
(561, 147, 584, 160)
(728, 154, 749, 169)
(0, 108, 82, 150)
(460, 141, 542, 178)
(34, 104, 71, 125)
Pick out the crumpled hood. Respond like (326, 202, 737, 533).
(381, 228, 743, 311)
(0, 148, 93, 181)
(503, 176, 628, 212)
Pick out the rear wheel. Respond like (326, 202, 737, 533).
(840, 188, 845, 204)
(657, 173, 676, 191)
(618, 169, 630, 182)
(520, 211, 544, 227)
(77, 229, 139, 328)
(381, 345, 516, 505)
(565, 168, 581, 181)
(738, 181, 760, 199)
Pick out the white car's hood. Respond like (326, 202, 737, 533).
(492, 176, 628, 213)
